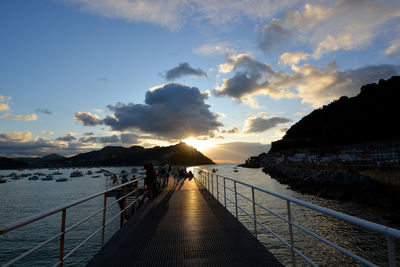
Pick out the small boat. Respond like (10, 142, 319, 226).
(70, 171, 84, 178)
(121, 169, 127, 174)
(0, 178, 7, 184)
(29, 176, 39, 180)
(131, 168, 138, 173)
(86, 170, 93, 175)
(234, 170, 238, 172)
(41, 175, 54, 181)
(212, 168, 217, 173)
(92, 175, 100, 178)
(52, 171, 63, 175)
(56, 177, 68, 182)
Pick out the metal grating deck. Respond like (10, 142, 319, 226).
(87, 178, 282, 266)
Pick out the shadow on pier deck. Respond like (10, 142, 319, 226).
(87, 178, 282, 266)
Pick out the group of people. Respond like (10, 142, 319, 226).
(144, 162, 193, 199)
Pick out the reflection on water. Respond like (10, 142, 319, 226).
(197, 163, 400, 266)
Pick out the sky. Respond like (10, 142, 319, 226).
(0, 0, 399, 163)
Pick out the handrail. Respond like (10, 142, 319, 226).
(195, 168, 400, 266)
(0, 175, 147, 266)
(214, 173, 400, 240)
(0, 178, 142, 235)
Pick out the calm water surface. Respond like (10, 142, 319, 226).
(1, 164, 399, 266)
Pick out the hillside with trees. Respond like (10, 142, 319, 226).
(270, 76, 400, 153)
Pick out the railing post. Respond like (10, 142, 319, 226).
(387, 234, 396, 267)
(120, 185, 127, 228)
(59, 209, 66, 267)
(287, 200, 296, 267)
(207, 172, 210, 191)
(211, 173, 214, 196)
(223, 177, 226, 208)
(216, 175, 219, 201)
(234, 181, 238, 219)
(101, 194, 107, 246)
(135, 183, 139, 212)
(251, 187, 257, 238)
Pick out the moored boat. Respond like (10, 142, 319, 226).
(29, 176, 39, 180)
(41, 175, 54, 181)
(0, 178, 7, 183)
(55, 177, 68, 182)
(70, 171, 84, 178)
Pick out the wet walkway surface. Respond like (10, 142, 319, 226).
(87, 178, 282, 266)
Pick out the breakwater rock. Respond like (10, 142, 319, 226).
(262, 164, 400, 223)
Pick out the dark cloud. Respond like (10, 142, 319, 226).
(79, 135, 120, 144)
(164, 63, 207, 81)
(35, 108, 52, 115)
(56, 133, 76, 142)
(205, 142, 271, 163)
(103, 83, 222, 140)
(74, 112, 102, 126)
(245, 116, 292, 133)
(0, 132, 61, 157)
(222, 127, 240, 134)
(120, 133, 139, 144)
(84, 132, 94, 136)
(279, 128, 289, 133)
(214, 54, 293, 101)
(257, 19, 291, 53)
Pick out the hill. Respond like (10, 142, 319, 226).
(0, 142, 214, 169)
(270, 76, 400, 153)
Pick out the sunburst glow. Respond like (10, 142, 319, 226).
(184, 137, 213, 152)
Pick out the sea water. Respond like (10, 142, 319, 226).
(0, 164, 399, 266)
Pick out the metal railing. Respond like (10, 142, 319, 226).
(194, 168, 400, 266)
(0, 176, 147, 267)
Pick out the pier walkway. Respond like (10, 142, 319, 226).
(87, 178, 282, 266)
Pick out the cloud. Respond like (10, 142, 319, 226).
(214, 54, 296, 101)
(120, 133, 139, 144)
(294, 112, 305, 116)
(56, 133, 76, 142)
(84, 132, 94, 136)
(215, 54, 400, 107)
(35, 108, 52, 115)
(93, 108, 104, 113)
(163, 63, 207, 81)
(102, 83, 222, 140)
(279, 128, 288, 133)
(0, 103, 10, 112)
(0, 95, 12, 102)
(74, 112, 102, 126)
(244, 114, 292, 133)
(205, 142, 271, 163)
(0, 131, 62, 157)
(64, 0, 298, 30)
(279, 51, 309, 65)
(194, 42, 236, 56)
(40, 131, 54, 135)
(221, 127, 240, 134)
(385, 39, 400, 57)
(257, 18, 291, 53)
(79, 134, 120, 144)
(257, 1, 400, 58)
(1, 113, 38, 121)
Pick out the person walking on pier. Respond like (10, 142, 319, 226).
(144, 163, 156, 199)
(172, 163, 180, 185)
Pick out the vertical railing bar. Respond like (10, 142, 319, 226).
(211, 173, 214, 196)
(387, 234, 396, 267)
(120, 185, 127, 228)
(59, 209, 66, 267)
(223, 177, 227, 208)
(101, 193, 107, 246)
(287, 200, 296, 267)
(208, 172, 210, 191)
(251, 187, 257, 238)
(234, 181, 238, 219)
(216, 175, 219, 201)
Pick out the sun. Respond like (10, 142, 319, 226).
(183, 137, 213, 152)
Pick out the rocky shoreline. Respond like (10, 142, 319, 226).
(262, 164, 400, 224)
